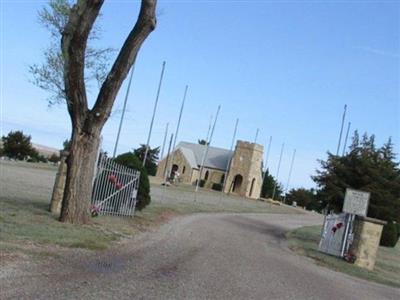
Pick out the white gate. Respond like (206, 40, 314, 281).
(319, 213, 354, 257)
(91, 155, 140, 217)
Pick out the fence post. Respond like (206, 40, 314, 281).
(49, 151, 69, 215)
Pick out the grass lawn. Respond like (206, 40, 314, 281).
(0, 197, 180, 254)
(1, 161, 298, 259)
(0, 196, 294, 256)
(286, 225, 400, 288)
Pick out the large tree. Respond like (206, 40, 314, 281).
(31, 0, 157, 224)
(30, 0, 114, 106)
(285, 188, 320, 211)
(133, 144, 159, 176)
(1, 131, 38, 160)
(313, 132, 400, 223)
(261, 169, 283, 199)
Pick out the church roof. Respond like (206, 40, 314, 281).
(176, 141, 233, 171)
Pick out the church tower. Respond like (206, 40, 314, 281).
(224, 141, 263, 199)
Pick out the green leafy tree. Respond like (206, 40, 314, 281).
(29, 0, 157, 224)
(114, 152, 150, 211)
(285, 188, 320, 210)
(198, 139, 209, 146)
(1, 131, 38, 160)
(29, 0, 114, 106)
(313, 132, 400, 246)
(49, 153, 61, 163)
(261, 169, 283, 199)
(133, 144, 159, 176)
(380, 221, 399, 247)
(62, 139, 71, 152)
(30, 152, 49, 163)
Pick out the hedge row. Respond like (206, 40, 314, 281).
(380, 221, 399, 248)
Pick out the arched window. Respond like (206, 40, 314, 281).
(249, 178, 256, 197)
(183, 166, 186, 174)
(204, 170, 209, 181)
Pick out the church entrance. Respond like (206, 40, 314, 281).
(170, 164, 179, 180)
(232, 174, 243, 194)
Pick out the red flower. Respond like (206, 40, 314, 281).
(108, 175, 117, 183)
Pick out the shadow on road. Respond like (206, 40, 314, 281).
(222, 215, 287, 241)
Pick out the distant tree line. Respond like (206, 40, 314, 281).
(1, 129, 158, 212)
(1, 130, 60, 163)
(260, 169, 284, 199)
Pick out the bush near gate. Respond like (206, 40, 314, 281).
(380, 221, 399, 247)
(114, 152, 150, 211)
(397, 223, 400, 239)
(199, 179, 206, 188)
(212, 183, 223, 191)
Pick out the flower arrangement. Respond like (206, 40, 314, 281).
(108, 174, 124, 190)
(344, 251, 357, 263)
(90, 205, 100, 217)
(331, 222, 344, 234)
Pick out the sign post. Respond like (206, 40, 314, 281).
(319, 188, 371, 258)
(343, 188, 370, 217)
(340, 188, 370, 257)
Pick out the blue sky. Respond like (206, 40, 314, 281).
(1, 0, 399, 189)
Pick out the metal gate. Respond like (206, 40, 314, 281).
(91, 154, 140, 217)
(319, 213, 354, 257)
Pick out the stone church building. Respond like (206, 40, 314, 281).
(156, 140, 263, 199)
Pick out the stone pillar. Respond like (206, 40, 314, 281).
(350, 216, 386, 270)
(49, 151, 69, 215)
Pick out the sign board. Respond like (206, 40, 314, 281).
(343, 188, 370, 216)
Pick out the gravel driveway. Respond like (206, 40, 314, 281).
(2, 212, 399, 300)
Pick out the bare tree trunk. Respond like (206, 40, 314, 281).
(59, 126, 101, 223)
(58, 0, 157, 224)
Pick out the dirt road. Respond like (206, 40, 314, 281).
(2, 213, 399, 300)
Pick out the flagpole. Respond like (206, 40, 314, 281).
(163, 133, 174, 181)
(342, 122, 351, 156)
(261, 135, 272, 197)
(336, 104, 347, 156)
(272, 143, 284, 200)
(254, 128, 260, 144)
(283, 149, 296, 203)
(143, 61, 166, 167)
(160, 122, 169, 160)
(222, 118, 239, 193)
(113, 65, 135, 158)
(196, 105, 221, 192)
(166, 85, 189, 179)
(205, 114, 213, 143)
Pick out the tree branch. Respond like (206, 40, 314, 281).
(61, 0, 104, 127)
(92, 0, 157, 124)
